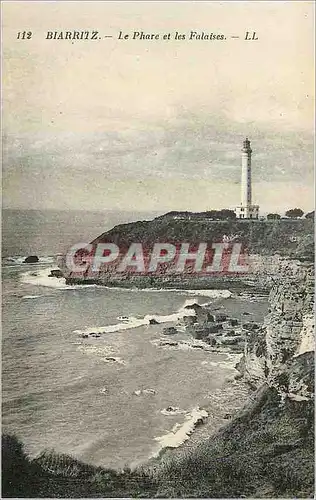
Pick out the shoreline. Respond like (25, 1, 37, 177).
(8, 265, 268, 470)
(146, 377, 250, 472)
(64, 275, 268, 293)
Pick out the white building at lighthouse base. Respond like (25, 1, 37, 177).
(235, 204, 259, 219)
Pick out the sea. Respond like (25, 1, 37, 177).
(2, 210, 268, 470)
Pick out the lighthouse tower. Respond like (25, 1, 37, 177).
(235, 138, 259, 219)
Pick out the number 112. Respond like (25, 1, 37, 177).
(17, 31, 32, 39)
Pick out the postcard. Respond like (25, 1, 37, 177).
(2, 1, 314, 498)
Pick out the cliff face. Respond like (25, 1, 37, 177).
(155, 264, 314, 498)
(238, 264, 314, 399)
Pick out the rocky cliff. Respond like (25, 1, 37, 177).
(152, 263, 315, 498)
(237, 263, 314, 398)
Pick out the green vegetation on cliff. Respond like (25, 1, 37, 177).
(92, 218, 314, 260)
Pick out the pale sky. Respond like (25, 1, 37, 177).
(2, 1, 315, 213)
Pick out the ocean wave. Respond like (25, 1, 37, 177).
(105, 285, 232, 299)
(152, 407, 208, 456)
(185, 289, 231, 299)
(133, 388, 156, 396)
(77, 345, 125, 365)
(73, 301, 197, 336)
(72, 295, 233, 337)
(201, 352, 243, 371)
(151, 337, 213, 352)
(20, 268, 98, 290)
(20, 268, 232, 302)
(20, 268, 68, 289)
(22, 295, 41, 299)
(77, 344, 114, 356)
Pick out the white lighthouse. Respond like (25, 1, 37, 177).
(235, 138, 259, 219)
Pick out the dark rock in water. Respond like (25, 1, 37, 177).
(48, 269, 63, 278)
(160, 339, 178, 347)
(196, 308, 212, 324)
(230, 318, 239, 326)
(226, 329, 237, 336)
(243, 312, 251, 316)
(191, 322, 223, 340)
(192, 327, 209, 340)
(183, 316, 197, 326)
(82, 333, 89, 339)
(223, 413, 232, 419)
(162, 326, 178, 335)
(24, 255, 39, 263)
(165, 406, 176, 412)
(215, 313, 227, 322)
(221, 336, 243, 346)
(243, 322, 260, 331)
(215, 330, 225, 337)
(207, 323, 223, 334)
(184, 303, 202, 310)
(207, 336, 217, 346)
(149, 318, 159, 325)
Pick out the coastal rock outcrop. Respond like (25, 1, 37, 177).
(24, 255, 39, 263)
(49, 269, 63, 278)
(237, 264, 314, 393)
(162, 326, 178, 336)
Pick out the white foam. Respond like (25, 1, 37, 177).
(74, 317, 148, 336)
(152, 337, 212, 352)
(185, 289, 231, 299)
(22, 295, 41, 299)
(77, 345, 125, 365)
(152, 407, 208, 455)
(288, 393, 309, 402)
(20, 268, 97, 290)
(21, 268, 67, 288)
(73, 301, 197, 336)
(202, 353, 242, 371)
(20, 268, 232, 302)
(133, 388, 156, 396)
(103, 285, 231, 300)
(77, 345, 114, 356)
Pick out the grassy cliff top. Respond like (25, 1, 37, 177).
(91, 217, 314, 259)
